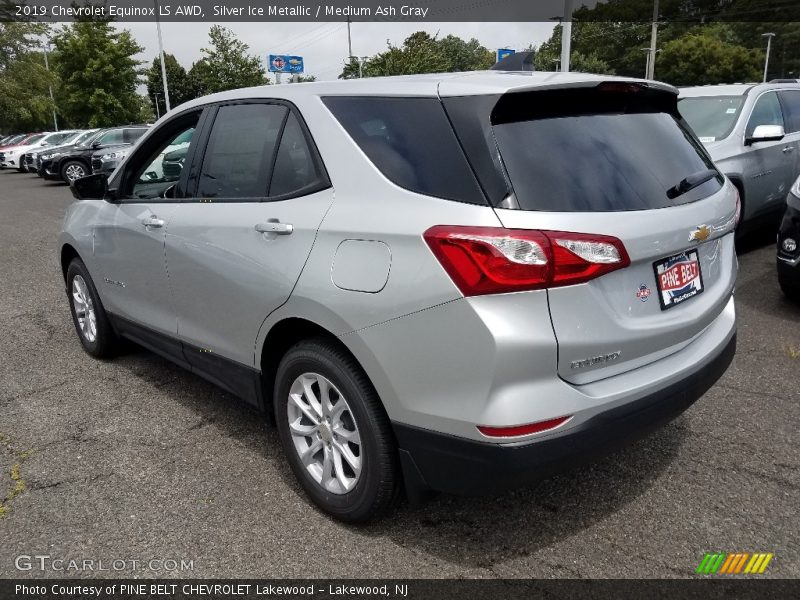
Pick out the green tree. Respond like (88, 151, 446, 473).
(287, 75, 317, 83)
(657, 30, 762, 86)
(145, 53, 191, 117)
(187, 26, 266, 95)
(339, 31, 494, 79)
(0, 12, 57, 132)
(52, 18, 143, 127)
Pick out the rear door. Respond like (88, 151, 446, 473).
(165, 101, 333, 369)
(453, 85, 738, 384)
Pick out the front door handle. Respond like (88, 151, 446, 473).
(142, 216, 165, 228)
(255, 221, 293, 235)
(783, 146, 795, 153)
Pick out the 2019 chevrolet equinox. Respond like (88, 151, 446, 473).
(59, 72, 738, 522)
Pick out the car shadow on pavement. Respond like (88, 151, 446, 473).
(111, 343, 689, 572)
(364, 420, 688, 571)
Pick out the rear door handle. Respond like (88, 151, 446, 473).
(141, 216, 165, 228)
(255, 221, 293, 235)
(783, 146, 795, 153)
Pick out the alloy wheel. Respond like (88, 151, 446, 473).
(65, 164, 85, 181)
(71, 275, 97, 343)
(286, 372, 362, 494)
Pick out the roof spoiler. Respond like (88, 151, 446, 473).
(491, 50, 535, 72)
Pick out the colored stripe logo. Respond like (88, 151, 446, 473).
(696, 552, 774, 574)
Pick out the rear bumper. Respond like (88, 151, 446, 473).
(395, 331, 735, 497)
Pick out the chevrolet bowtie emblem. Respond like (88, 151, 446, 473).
(689, 225, 711, 243)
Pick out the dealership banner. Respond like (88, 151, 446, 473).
(3, 0, 800, 22)
(1, 579, 796, 599)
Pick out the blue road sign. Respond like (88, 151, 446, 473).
(269, 54, 304, 74)
(497, 48, 516, 62)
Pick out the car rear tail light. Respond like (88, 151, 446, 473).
(424, 226, 630, 296)
(477, 416, 571, 438)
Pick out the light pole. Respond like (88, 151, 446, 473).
(42, 42, 58, 131)
(154, 0, 171, 112)
(762, 32, 776, 82)
(560, 0, 573, 72)
(647, 0, 659, 79)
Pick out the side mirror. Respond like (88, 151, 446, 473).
(71, 173, 108, 200)
(746, 124, 785, 145)
(92, 140, 102, 148)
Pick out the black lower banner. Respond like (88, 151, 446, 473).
(1, 579, 797, 600)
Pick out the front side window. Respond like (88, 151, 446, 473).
(96, 129, 124, 146)
(778, 90, 800, 133)
(128, 116, 199, 200)
(198, 103, 288, 199)
(746, 92, 785, 138)
(124, 128, 148, 143)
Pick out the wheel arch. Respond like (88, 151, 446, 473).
(60, 243, 82, 283)
(259, 317, 367, 419)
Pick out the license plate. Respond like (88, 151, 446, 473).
(653, 249, 704, 310)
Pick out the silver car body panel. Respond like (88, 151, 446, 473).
(60, 71, 737, 447)
(679, 83, 800, 223)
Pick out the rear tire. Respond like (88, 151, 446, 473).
(274, 338, 399, 523)
(66, 258, 121, 358)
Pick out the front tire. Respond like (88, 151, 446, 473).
(274, 338, 399, 523)
(66, 258, 121, 358)
(61, 160, 87, 184)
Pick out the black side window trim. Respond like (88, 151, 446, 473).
(185, 98, 331, 204)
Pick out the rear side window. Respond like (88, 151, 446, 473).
(198, 103, 288, 198)
(490, 88, 722, 212)
(323, 96, 486, 205)
(778, 90, 800, 133)
(269, 112, 325, 197)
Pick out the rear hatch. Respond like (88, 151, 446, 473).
(445, 82, 738, 384)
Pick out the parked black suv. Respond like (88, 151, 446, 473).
(778, 177, 800, 302)
(41, 126, 148, 183)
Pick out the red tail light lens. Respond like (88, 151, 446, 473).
(424, 226, 630, 296)
(478, 416, 572, 438)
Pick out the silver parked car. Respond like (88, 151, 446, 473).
(60, 72, 738, 522)
(678, 83, 800, 232)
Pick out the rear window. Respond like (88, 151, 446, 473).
(323, 96, 486, 205)
(490, 87, 722, 212)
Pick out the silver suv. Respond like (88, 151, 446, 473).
(679, 83, 800, 232)
(60, 72, 738, 522)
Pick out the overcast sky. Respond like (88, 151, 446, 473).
(114, 21, 557, 85)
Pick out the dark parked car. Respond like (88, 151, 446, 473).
(778, 175, 800, 302)
(41, 126, 148, 183)
(91, 144, 133, 176)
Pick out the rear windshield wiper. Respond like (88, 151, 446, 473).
(667, 169, 718, 199)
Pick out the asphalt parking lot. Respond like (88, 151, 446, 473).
(0, 170, 798, 579)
